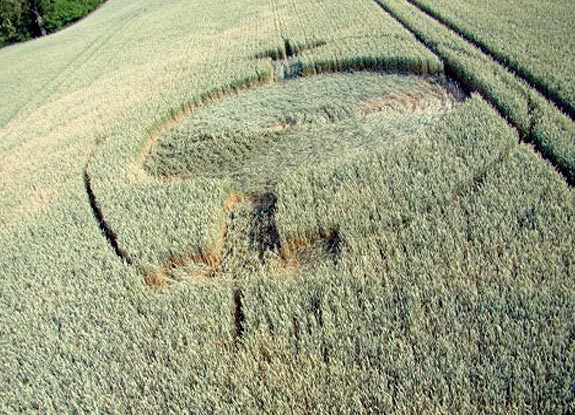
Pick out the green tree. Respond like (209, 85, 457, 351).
(0, 0, 105, 47)
(41, 0, 105, 33)
(0, 1, 30, 45)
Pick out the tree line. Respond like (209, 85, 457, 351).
(0, 0, 106, 47)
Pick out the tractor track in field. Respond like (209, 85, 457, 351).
(373, 0, 574, 187)
(405, 0, 575, 123)
(0, 4, 145, 135)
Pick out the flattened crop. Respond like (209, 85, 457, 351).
(145, 72, 465, 195)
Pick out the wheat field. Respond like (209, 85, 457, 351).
(0, 0, 573, 413)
